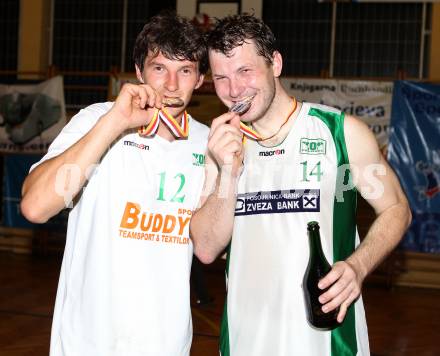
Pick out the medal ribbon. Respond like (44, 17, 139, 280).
(239, 122, 261, 140)
(138, 108, 189, 138)
(238, 97, 297, 141)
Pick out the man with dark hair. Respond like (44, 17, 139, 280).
(191, 14, 411, 355)
(21, 12, 208, 356)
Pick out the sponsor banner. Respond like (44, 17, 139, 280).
(388, 80, 440, 253)
(281, 77, 392, 149)
(0, 76, 66, 153)
(235, 189, 320, 216)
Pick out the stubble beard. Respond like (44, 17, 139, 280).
(246, 76, 277, 125)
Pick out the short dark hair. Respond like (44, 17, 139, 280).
(133, 11, 208, 74)
(206, 14, 277, 64)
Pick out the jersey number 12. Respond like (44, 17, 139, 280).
(157, 172, 186, 203)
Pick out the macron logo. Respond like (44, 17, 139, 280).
(124, 140, 149, 150)
(259, 148, 285, 157)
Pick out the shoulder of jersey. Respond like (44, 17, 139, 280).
(67, 101, 114, 132)
(81, 101, 114, 115)
(73, 101, 113, 122)
(188, 115, 210, 142)
(304, 102, 342, 116)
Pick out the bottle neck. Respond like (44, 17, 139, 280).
(308, 229, 327, 262)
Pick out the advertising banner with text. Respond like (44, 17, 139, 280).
(281, 78, 393, 150)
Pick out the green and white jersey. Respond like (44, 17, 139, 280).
(220, 103, 370, 356)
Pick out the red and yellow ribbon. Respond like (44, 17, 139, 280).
(138, 108, 189, 138)
(239, 122, 261, 141)
(238, 97, 297, 141)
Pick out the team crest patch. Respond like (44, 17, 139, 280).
(300, 138, 326, 155)
(192, 153, 205, 166)
(235, 189, 320, 216)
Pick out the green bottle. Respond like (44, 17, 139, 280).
(303, 221, 339, 330)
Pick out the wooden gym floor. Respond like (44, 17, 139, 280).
(1, 251, 439, 356)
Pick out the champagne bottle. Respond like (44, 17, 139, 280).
(302, 221, 339, 330)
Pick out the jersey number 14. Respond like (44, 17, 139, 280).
(300, 161, 323, 182)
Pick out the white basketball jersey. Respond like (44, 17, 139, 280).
(32, 102, 209, 356)
(220, 103, 370, 356)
